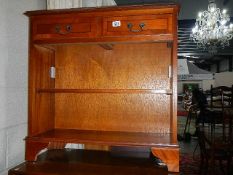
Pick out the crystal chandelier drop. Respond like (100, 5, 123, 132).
(191, 0, 233, 53)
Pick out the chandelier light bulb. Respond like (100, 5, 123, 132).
(210, 7, 215, 12)
(191, 0, 233, 53)
(198, 12, 202, 18)
(221, 20, 227, 25)
(224, 28, 228, 33)
(192, 26, 198, 33)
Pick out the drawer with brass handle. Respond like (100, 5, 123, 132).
(32, 15, 98, 41)
(55, 24, 73, 35)
(103, 14, 173, 36)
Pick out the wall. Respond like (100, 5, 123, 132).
(219, 59, 229, 72)
(178, 80, 202, 94)
(202, 79, 215, 91)
(0, 1, 46, 175)
(178, 79, 215, 94)
(210, 57, 233, 73)
(210, 64, 218, 73)
(214, 72, 233, 87)
(47, 0, 116, 9)
(178, 71, 233, 93)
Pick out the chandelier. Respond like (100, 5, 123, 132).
(191, 0, 233, 53)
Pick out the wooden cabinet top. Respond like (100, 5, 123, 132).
(25, 4, 179, 44)
(25, 4, 179, 16)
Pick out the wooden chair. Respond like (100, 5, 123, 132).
(197, 124, 232, 174)
(222, 108, 233, 143)
(208, 85, 233, 135)
(210, 85, 233, 110)
(195, 86, 233, 174)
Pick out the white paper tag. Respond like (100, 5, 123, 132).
(112, 21, 121, 27)
(50, 66, 56, 79)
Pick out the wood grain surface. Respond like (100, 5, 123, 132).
(25, 4, 179, 172)
(151, 147, 179, 172)
(54, 43, 171, 89)
(10, 149, 171, 175)
(25, 5, 178, 44)
(55, 93, 171, 133)
(28, 46, 55, 135)
(103, 14, 172, 36)
(26, 129, 178, 147)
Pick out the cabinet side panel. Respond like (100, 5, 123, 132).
(171, 10, 178, 143)
(55, 94, 171, 133)
(29, 46, 55, 135)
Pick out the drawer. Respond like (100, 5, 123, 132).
(103, 14, 173, 36)
(32, 16, 98, 41)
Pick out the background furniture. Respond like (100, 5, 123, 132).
(210, 85, 233, 110)
(197, 124, 232, 174)
(21, 4, 179, 173)
(197, 85, 233, 174)
(197, 108, 233, 174)
(9, 149, 170, 175)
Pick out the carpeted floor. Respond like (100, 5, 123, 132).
(180, 151, 233, 175)
(180, 152, 200, 175)
(178, 114, 232, 175)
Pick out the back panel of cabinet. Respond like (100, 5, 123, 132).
(53, 43, 172, 133)
(54, 43, 171, 89)
(55, 93, 171, 133)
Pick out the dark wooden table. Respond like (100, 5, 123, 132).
(9, 149, 177, 175)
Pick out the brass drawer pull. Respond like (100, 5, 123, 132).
(127, 23, 145, 32)
(55, 25, 72, 35)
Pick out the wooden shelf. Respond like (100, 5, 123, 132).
(37, 88, 172, 94)
(26, 129, 178, 148)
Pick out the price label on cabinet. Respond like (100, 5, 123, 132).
(112, 21, 121, 27)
